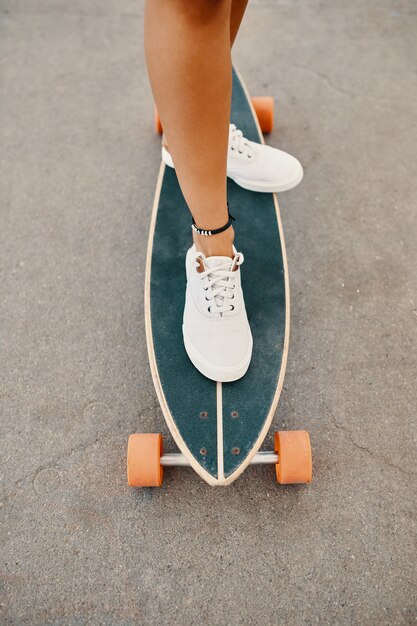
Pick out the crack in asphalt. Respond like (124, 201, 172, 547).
(1, 400, 161, 504)
(292, 63, 417, 108)
(331, 415, 416, 476)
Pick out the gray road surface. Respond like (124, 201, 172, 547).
(1, 1, 417, 624)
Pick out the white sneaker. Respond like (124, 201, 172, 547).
(183, 245, 253, 382)
(161, 123, 303, 193)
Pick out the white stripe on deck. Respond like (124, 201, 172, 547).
(216, 381, 224, 481)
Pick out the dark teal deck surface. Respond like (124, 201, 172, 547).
(149, 69, 287, 481)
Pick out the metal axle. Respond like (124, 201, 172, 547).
(160, 450, 279, 467)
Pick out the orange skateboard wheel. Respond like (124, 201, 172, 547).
(252, 96, 274, 133)
(275, 431, 312, 484)
(154, 105, 163, 135)
(127, 433, 164, 487)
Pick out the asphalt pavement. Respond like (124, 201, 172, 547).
(1, 1, 416, 624)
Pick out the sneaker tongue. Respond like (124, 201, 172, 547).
(203, 256, 234, 311)
(204, 256, 233, 270)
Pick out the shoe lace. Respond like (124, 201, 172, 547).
(229, 124, 254, 158)
(195, 253, 244, 315)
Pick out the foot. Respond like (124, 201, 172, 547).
(162, 123, 303, 193)
(183, 245, 253, 382)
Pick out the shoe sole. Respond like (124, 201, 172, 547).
(229, 167, 303, 193)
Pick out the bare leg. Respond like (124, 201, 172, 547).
(145, 0, 233, 257)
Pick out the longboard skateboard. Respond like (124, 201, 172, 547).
(127, 68, 312, 487)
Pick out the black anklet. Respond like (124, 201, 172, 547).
(191, 204, 235, 236)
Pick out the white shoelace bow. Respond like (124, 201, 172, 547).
(229, 124, 254, 159)
(195, 253, 244, 315)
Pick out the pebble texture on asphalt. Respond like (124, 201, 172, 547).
(1, 1, 416, 624)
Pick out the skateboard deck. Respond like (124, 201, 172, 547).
(127, 68, 312, 487)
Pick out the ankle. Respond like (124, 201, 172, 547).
(193, 226, 235, 258)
